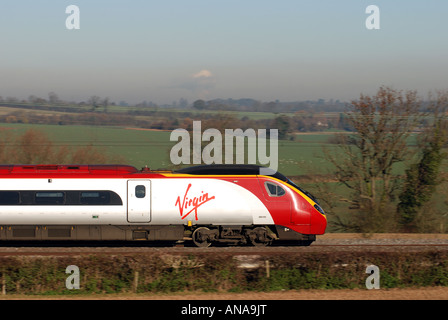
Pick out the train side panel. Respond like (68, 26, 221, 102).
(0, 178, 127, 225)
(0, 177, 275, 227)
(151, 178, 274, 226)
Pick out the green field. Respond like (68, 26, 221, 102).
(0, 123, 340, 176)
(0, 123, 173, 170)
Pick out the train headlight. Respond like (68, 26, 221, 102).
(314, 204, 325, 215)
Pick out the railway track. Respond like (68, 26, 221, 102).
(1, 237, 448, 256)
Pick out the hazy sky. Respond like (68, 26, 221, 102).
(1, 0, 447, 104)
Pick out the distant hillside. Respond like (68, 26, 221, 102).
(194, 98, 347, 112)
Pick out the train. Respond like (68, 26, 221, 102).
(0, 164, 327, 246)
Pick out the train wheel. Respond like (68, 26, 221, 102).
(247, 227, 273, 246)
(192, 227, 212, 247)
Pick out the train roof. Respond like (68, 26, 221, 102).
(175, 164, 288, 181)
(0, 164, 139, 175)
(0, 164, 288, 182)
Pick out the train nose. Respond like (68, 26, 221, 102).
(310, 203, 327, 234)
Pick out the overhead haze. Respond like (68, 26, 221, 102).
(0, 0, 447, 105)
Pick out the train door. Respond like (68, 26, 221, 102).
(258, 178, 291, 226)
(127, 180, 151, 223)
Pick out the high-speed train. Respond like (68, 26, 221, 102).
(0, 164, 326, 246)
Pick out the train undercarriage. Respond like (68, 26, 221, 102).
(0, 224, 315, 246)
(190, 225, 314, 247)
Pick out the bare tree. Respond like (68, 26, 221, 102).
(397, 90, 448, 232)
(102, 97, 109, 113)
(324, 86, 423, 232)
(0, 129, 119, 165)
(14, 129, 55, 164)
(48, 92, 59, 105)
(88, 96, 101, 111)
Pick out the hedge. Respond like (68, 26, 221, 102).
(0, 251, 447, 295)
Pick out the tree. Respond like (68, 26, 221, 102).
(88, 96, 101, 111)
(48, 92, 59, 105)
(15, 129, 55, 164)
(0, 129, 120, 165)
(272, 115, 291, 140)
(102, 97, 109, 113)
(179, 98, 188, 109)
(397, 91, 448, 231)
(28, 95, 38, 104)
(325, 86, 423, 232)
(70, 145, 109, 164)
(193, 99, 206, 110)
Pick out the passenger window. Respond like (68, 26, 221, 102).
(0, 191, 20, 205)
(35, 192, 65, 204)
(80, 192, 110, 205)
(0, 190, 122, 206)
(265, 182, 285, 197)
(135, 185, 146, 198)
